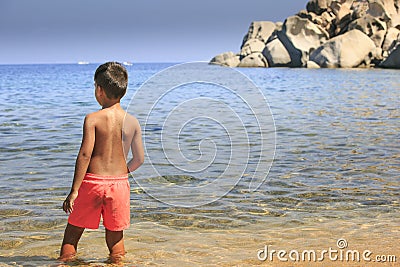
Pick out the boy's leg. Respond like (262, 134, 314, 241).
(59, 223, 85, 261)
(105, 229, 125, 259)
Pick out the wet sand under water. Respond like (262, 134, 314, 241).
(0, 218, 398, 267)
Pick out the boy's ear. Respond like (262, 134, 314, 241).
(97, 85, 104, 95)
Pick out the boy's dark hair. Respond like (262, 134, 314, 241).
(94, 62, 128, 99)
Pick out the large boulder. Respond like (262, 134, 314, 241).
(348, 14, 387, 47)
(263, 37, 292, 67)
(238, 52, 268, 67)
(240, 38, 266, 57)
(263, 38, 291, 67)
(310, 29, 377, 68)
(210, 51, 240, 67)
(279, 15, 330, 66)
(380, 42, 400, 68)
(241, 21, 276, 46)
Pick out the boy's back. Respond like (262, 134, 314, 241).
(86, 106, 137, 176)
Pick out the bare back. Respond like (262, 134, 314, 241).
(87, 106, 133, 175)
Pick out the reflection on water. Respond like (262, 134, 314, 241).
(0, 64, 399, 266)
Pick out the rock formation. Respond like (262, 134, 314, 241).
(309, 29, 376, 67)
(210, 0, 400, 69)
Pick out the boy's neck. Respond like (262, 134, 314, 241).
(101, 99, 121, 109)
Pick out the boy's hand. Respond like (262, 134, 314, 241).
(63, 191, 78, 214)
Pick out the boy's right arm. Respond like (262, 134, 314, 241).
(127, 117, 144, 173)
(63, 114, 96, 213)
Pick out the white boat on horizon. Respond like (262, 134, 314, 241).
(77, 61, 89, 65)
(123, 61, 133, 66)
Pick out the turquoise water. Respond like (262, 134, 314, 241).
(0, 64, 399, 266)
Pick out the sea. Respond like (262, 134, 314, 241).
(0, 63, 399, 266)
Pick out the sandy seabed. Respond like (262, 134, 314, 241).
(0, 218, 398, 267)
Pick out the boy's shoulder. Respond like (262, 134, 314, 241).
(83, 109, 113, 129)
(124, 112, 138, 121)
(124, 112, 140, 127)
(84, 110, 140, 127)
(84, 110, 104, 122)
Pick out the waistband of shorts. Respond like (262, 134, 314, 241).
(84, 172, 129, 181)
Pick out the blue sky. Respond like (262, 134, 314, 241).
(0, 0, 308, 64)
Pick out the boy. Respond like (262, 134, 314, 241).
(59, 62, 144, 262)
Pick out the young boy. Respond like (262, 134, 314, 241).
(59, 62, 144, 262)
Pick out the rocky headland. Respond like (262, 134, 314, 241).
(210, 0, 400, 69)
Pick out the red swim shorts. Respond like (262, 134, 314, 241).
(68, 173, 130, 231)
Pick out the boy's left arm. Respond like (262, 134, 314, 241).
(63, 114, 96, 213)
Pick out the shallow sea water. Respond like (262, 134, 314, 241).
(0, 64, 399, 266)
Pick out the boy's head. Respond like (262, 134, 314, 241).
(94, 62, 128, 99)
